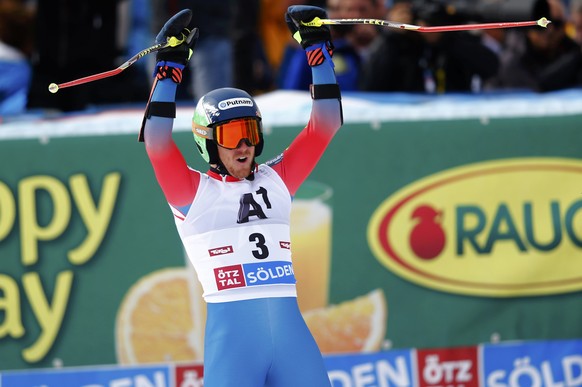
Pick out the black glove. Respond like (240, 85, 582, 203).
(285, 5, 332, 50)
(155, 9, 199, 65)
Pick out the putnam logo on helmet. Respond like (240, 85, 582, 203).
(367, 158, 582, 297)
(218, 98, 253, 110)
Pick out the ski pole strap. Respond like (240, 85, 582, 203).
(146, 101, 176, 119)
(138, 101, 177, 142)
(310, 83, 340, 100)
(310, 83, 343, 124)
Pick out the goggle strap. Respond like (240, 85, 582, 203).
(192, 123, 213, 140)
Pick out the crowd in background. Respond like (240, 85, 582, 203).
(1, 0, 582, 117)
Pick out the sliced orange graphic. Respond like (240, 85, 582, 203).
(116, 268, 387, 362)
(115, 267, 205, 364)
(303, 289, 387, 354)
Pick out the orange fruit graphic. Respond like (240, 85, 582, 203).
(303, 289, 387, 354)
(115, 267, 205, 364)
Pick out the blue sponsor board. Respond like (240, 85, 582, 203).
(1, 364, 171, 387)
(482, 339, 582, 387)
(324, 349, 416, 387)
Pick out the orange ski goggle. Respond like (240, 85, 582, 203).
(193, 117, 261, 149)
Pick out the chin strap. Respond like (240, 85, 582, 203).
(209, 164, 229, 176)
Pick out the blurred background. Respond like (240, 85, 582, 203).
(1, 0, 582, 117)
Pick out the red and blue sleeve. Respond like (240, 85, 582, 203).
(270, 45, 343, 196)
(143, 65, 200, 216)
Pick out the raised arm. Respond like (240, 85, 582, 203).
(139, 9, 201, 214)
(270, 5, 343, 196)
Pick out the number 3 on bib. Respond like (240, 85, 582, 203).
(249, 232, 269, 259)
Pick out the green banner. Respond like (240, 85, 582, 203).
(1, 94, 582, 370)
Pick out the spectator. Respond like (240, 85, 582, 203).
(0, 0, 34, 116)
(259, 0, 302, 79)
(123, 0, 155, 90)
(360, 0, 500, 93)
(187, 0, 234, 100)
(489, 0, 581, 91)
(339, 0, 385, 62)
(232, 0, 275, 95)
(569, 0, 582, 44)
(536, 0, 582, 90)
(151, 1, 235, 101)
(279, 0, 383, 91)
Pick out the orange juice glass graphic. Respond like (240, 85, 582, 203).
(291, 181, 333, 312)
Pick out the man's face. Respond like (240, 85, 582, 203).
(217, 140, 256, 179)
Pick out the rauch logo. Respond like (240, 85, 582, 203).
(367, 158, 582, 297)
